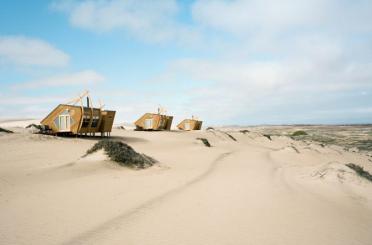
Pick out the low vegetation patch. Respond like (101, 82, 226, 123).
(291, 130, 308, 137)
(86, 140, 156, 169)
(289, 131, 336, 148)
(306, 135, 336, 145)
(255, 126, 372, 153)
(0, 127, 13, 133)
(346, 163, 372, 182)
(240, 130, 250, 134)
(197, 138, 211, 147)
(352, 140, 372, 152)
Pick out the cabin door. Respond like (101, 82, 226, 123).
(185, 122, 191, 130)
(58, 115, 71, 132)
(144, 118, 153, 129)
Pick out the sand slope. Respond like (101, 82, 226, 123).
(1, 126, 372, 245)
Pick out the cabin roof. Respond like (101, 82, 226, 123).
(58, 104, 103, 110)
(42, 104, 116, 124)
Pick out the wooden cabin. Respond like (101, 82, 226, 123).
(177, 117, 203, 131)
(134, 109, 173, 131)
(40, 91, 116, 136)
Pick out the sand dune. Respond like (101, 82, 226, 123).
(0, 119, 40, 129)
(0, 126, 372, 244)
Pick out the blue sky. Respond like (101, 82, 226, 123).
(0, 0, 372, 125)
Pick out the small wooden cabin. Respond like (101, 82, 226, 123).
(40, 91, 116, 136)
(134, 110, 173, 131)
(177, 117, 203, 131)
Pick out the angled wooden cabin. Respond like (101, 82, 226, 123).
(40, 91, 116, 136)
(177, 117, 203, 131)
(134, 108, 173, 131)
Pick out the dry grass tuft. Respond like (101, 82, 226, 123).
(0, 127, 13, 133)
(263, 134, 272, 141)
(346, 163, 372, 182)
(86, 140, 156, 169)
(197, 138, 211, 147)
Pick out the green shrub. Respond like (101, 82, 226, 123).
(240, 130, 250, 134)
(197, 138, 211, 147)
(291, 130, 308, 137)
(86, 140, 156, 169)
(346, 163, 372, 182)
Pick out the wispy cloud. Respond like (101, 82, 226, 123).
(51, 0, 200, 45)
(0, 36, 69, 67)
(12, 70, 105, 89)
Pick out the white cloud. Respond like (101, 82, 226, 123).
(12, 70, 105, 89)
(192, 0, 372, 35)
(0, 36, 69, 67)
(51, 0, 200, 44)
(150, 47, 372, 123)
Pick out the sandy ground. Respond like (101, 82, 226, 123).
(1, 120, 372, 245)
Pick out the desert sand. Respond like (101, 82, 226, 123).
(1, 120, 372, 245)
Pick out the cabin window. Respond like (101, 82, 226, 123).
(91, 116, 100, 128)
(58, 115, 71, 131)
(81, 115, 90, 128)
(185, 122, 191, 130)
(144, 118, 153, 129)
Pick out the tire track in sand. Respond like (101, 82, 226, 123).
(61, 151, 233, 245)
